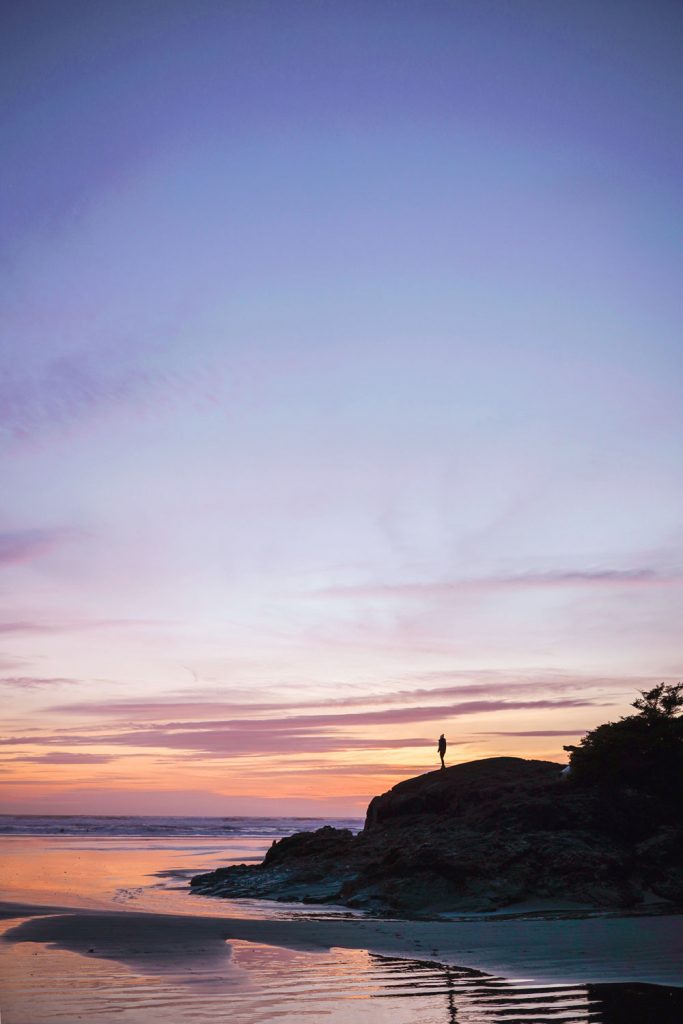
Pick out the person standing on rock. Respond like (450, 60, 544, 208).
(438, 733, 447, 769)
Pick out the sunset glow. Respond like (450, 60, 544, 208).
(2, 2, 682, 816)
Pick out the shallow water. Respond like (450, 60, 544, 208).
(0, 833, 352, 920)
(3, 925, 682, 1024)
(1, 832, 681, 1023)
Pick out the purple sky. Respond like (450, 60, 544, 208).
(1, 1, 682, 813)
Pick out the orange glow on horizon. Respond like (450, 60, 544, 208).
(0, 692, 613, 816)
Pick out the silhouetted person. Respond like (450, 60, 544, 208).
(438, 733, 447, 769)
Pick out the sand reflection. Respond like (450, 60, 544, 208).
(5, 913, 667, 1024)
(0, 835, 270, 911)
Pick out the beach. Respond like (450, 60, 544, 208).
(1, 819, 682, 1023)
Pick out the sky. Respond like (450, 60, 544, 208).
(1, 0, 682, 816)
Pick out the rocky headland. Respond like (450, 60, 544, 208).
(190, 756, 683, 914)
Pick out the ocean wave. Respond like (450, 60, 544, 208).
(0, 814, 363, 838)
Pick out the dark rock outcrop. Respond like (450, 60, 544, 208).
(190, 757, 683, 914)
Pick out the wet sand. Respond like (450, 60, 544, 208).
(3, 900, 682, 988)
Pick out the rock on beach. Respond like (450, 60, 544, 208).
(190, 756, 683, 914)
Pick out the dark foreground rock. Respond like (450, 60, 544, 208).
(190, 757, 683, 914)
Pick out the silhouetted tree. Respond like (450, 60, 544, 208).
(632, 682, 683, 720)
(563, 684, 683, 814)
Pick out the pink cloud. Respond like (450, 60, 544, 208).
(0, 677, 78, 689)
(49, 675, 615, 719)
(480, 729, 588, 737)
(0, 617, 167, 635)
(0, 695, 597, 759)
(0, 654, 24, 671)
(0, 347, 161, 442)
(11, 752, 114, 764)
(319, 568, 682, 598)
(242, 762, 462, 778)
(0, 528, 70, 566)
(0, 728, 433, 757)
(154, 697, 597, 732)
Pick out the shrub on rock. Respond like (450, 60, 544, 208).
(563, 683, 683, 816)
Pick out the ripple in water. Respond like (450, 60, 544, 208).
(222, 943, 683, 1024)
(2, 931, 682, 1024)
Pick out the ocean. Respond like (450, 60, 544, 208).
(0, 813, 362, 838)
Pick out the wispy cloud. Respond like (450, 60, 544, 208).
(9, 752, 114, 764)
(0, 729, 433, 757)
(47, 699, 313, 718)
(0, 622, 56, 635)
(0, 654, 24, 671)
(0, 348, 158, 441)
(0, 617, 166, 636)
(0, 528, 71, 567)
(480, 729, 588, 737)
(48, 674, 615, 719)
(0, 677, 78, 689)
(319, 568, 682, 598)
(1, 696, 597, 758)
(48, 696, 598, 727)
(241, 761, 470, 779)
(156, 698, 598, 731)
